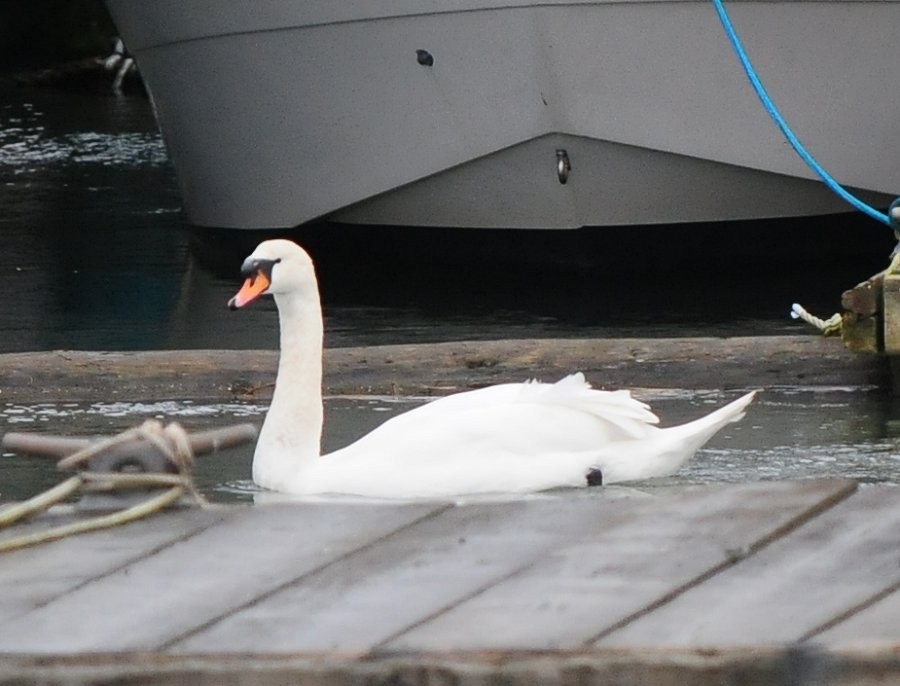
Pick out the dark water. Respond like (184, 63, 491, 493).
(1, 84, 898, 503)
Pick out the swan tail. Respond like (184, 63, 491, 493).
(597, 391, 756, 484)
(663, 390, 756, 457)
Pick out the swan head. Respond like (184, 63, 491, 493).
(228, 239, 317, 309)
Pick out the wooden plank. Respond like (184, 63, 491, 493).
(812, 586, 900, 646)
(0, 507, 230, 624)
(595, 486, 900, 648)
(2, 646, 890, 686)
(169, 489, 648, 653)
(0, 502, 444, 653)
(374, 479, 855, 652)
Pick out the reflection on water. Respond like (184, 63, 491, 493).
(1, 388, 897, 504)
(0, 86, 193, 351)
(0, 127, 167, 168)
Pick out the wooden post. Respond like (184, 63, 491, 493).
(840, 272, 883, 353)
(883, 276, 900, 353)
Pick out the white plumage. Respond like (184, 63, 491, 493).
(229, 239, 755, 499)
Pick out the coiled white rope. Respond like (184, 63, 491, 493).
(0, 420, 204, 553)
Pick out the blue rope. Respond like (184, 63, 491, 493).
(711, 0, 893, 227)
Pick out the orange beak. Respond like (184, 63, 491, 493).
(228, 270, 271, 310)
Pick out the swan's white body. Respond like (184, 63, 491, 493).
(230, 239, 755, 499)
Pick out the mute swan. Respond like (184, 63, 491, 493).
(228, 239, 755, 498)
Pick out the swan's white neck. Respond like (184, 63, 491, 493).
(252, 290, 324, 490)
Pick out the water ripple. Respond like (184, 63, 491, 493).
(0, 400, 266, 422)
(0, 130, 168, 168)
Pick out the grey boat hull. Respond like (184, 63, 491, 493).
(106, 0, 900, 229)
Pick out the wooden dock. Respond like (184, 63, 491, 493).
(1, 477, 898, 685)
